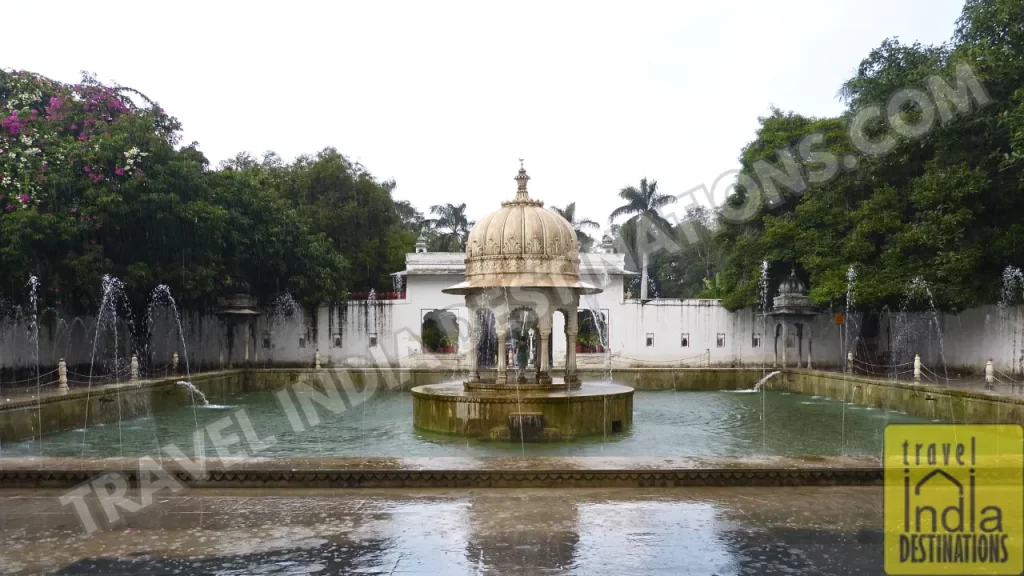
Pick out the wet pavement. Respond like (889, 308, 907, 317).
(0, 486, 885, 575)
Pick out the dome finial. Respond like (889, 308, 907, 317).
(514, 160, 531, 201)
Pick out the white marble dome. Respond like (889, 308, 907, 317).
(443, 164, 598, 294)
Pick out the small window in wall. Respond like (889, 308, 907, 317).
(680, 333, 690, 348)
(716, 333, 726, 348)
(646, 333, 654, 347)
(262, 333, 271, 349)
(332, 333, 342, 348)
(298, 337, 306, 349)
(369, 334, 378, 347)
(751, 333, 761, 348)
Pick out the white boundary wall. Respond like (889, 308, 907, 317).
(0, 252, 1015, 374)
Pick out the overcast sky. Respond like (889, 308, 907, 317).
(7, 0, 965, 231)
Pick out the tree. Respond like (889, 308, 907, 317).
(426, 203, 473, 252)
(650, 206, 722, 298)
(0, 69, 417, 323)
(609, 178, 676, 299)
(551, 202, 599, 251)
(713, 0, 1024, 318)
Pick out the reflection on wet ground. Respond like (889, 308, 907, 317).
(0, 487, 884, 575)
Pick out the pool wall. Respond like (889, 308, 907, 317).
(5, 367, 1022, 443)
(0, 372, 245, 442)
(775, 369, 1024, 424)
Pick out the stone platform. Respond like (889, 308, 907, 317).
(0, 485, 888, 574)
(0, 455, 882, 489)
(411, 380, 633, 440)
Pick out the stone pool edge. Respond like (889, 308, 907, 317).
(0, 456, 883, 488)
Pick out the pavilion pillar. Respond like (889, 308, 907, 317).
(781, 321, 788, 368)
(467, 305, 479, 381)
(806, 324, 813, 370)
(773, 323, 779, 368)
(565, 306, 579, 382)
(244, 321, 251, 365)
(797, 324, 803, 367)
(495, 312, 508, 385)
(538, 309, 552, 384)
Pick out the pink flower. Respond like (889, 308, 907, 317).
(1, 111, 25, 135)
(71, 207, 78, 213)
(18, 194, 30, 204)
(115, 167, 124, 176)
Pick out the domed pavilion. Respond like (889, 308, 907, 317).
(442, 162, 599, 387)
(411, 163, 633, 441)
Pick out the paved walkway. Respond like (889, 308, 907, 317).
(0, 486, 883, 575)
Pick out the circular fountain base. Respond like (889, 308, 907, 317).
(411, 380, 633, 441)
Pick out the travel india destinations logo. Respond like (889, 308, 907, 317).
(884, 424, 1024, 574)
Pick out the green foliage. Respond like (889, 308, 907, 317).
(425, 203, 472, 252)
(0, 70, 418, 314)
(713, 0, 1024, 313)
(649, 205, 722, 299)
(551, 202, 600, 252)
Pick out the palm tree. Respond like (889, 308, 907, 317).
(426, 203, 473, 252)
(551, 202, 600, 252)
(609, 178, 676, 299)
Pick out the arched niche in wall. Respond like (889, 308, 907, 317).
(421, 309, 459, 354)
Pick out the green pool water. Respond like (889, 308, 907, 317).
(1, 386, 927, 459)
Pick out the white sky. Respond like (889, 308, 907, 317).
(6, 0, 965, 230)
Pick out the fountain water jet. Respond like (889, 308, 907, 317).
(176, 381, 210, 406)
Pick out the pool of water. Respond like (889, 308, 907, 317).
(0, 385, 928, 459)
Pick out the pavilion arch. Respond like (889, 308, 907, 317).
(474, 308, 497, 367)
(509, 307, 540, 371)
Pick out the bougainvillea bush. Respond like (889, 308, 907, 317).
(0, 70, 413, 317)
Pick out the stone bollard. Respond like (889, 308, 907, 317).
(130, 354, 139, 382)
(986, 359, 995, 389)
(57, 358, 69, 394)
(315, 349, 321, 370)
(171, 351, 179, 375)
(847, 352, 853, 373)
(914, 354, 922, 383)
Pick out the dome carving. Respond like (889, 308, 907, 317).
(442, 163, 598, 295)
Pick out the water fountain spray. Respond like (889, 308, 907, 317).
(27, 275, 41, 456)
(999, 265, 1023, 373)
